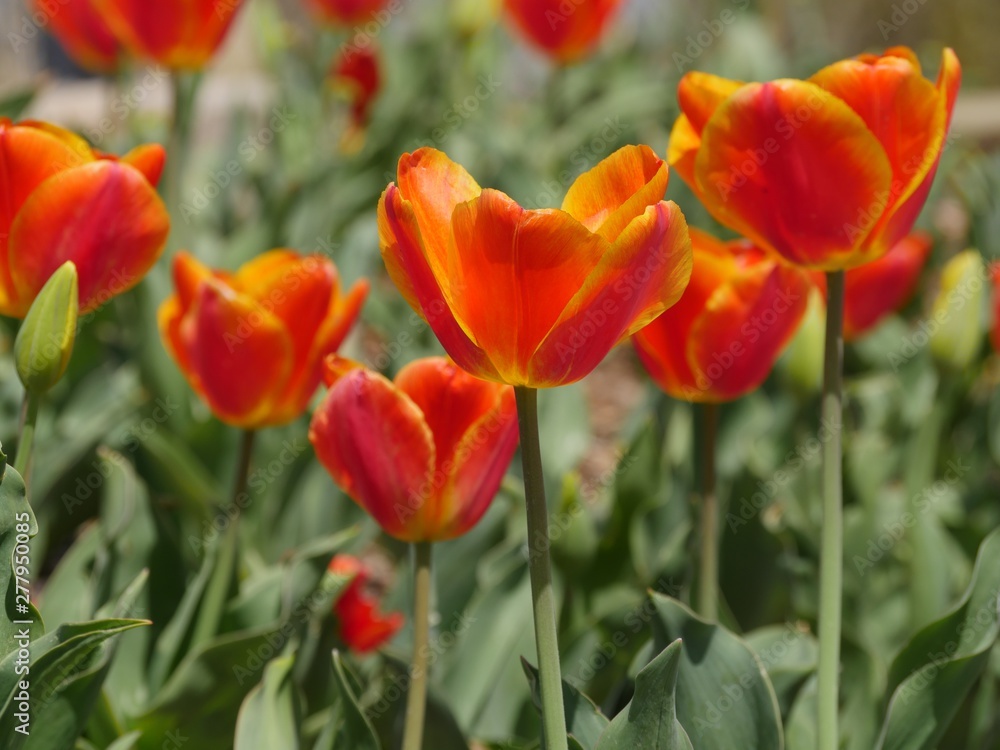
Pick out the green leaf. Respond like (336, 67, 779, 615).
(596, 639, 692, 749)
(1, 459, 43, 653)
(329, 651, 380, 750)
(875, 527, 1000, 750)
(235, 655, 301, 750)
(649, 593, 784, 750)
(522, 657, 609, 749)
(744, 625, 817, 717)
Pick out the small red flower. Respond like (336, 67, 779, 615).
(330, 45, 381, 137)
(37, 0, 122, 73)
(329, 555, 403, 653)
(503, 0, 625, 63)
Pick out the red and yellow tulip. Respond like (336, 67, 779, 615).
(668, 46, 960, 271)
(0, 118, 169, 318)
(329, 554, 403, 653)
(633, 228, 812, 403)
(309, 356, 519, 542)
(37, 0, 121, 73)
(159, 251, 368, 428)
(304, 0, 388, 26)
(378, 146, 692, 388)
(502, 0, 625, 63)
(91, 0, 247, 69)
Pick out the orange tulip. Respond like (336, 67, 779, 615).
(378, 146, 693, 388)
(633, 228, 812, 403)
(304, 0, 388, 26)
(811, 232, 932, 341)
(329, 45, 381, 137)
(91, 0, 246, 69)
(309, 356, 519, 542)
(0, 118, 169, 318)
(668, 47, 961, 271)
(38, 0, 121, 73)
(329, 554, 404, 653)
(503, 0, 625, 63)
(159, 251, 368, 428)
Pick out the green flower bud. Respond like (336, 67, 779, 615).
(930, 250, 985, 371)
(14, 261, 79, 395)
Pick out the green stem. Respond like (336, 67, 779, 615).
(165, 72, 197, 218)
(402, 542, 432, 750)
(514, 386, 568, 750)
(817, 270, 845, 750)
(697, 403, 720, 621)
(13, 393, 39, 480)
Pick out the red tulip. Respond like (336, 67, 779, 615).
(37, 0, 121, 73)
(159, 251, 368, 428)
(378, 145, 692, 388)
(633, 228, 812, 402)
(329, 554, 403, 653)
(304, 0, 388, 26)
(668, 47, 960, 270)
(309, 356, 519, 542)
(0, 118, 169, 318)
(91, 0, 247, 69)
(330, 45, 381, 136)
(503, 0, 625, 63)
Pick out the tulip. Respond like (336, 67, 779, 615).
(0, 119, 169, 318)
(329, 45, 381, 148)
(304, 0, 388, 26)
(159, 251, 368, 429)
(668, 47, 961, 271)
(502, 0, 625, 63)
(91, 0, 246, 69)
(329, 555, 404, 653)
(633, 228, 812, 403)
(378, 145, 693, 388)
(309, 356, 518, 542)
(38, 0, 121, 73)
(929, 250, 985, 371)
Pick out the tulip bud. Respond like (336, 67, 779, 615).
(929, 250, 985, 371)
(14, 262, 79, 395)
(452, 0, 500, 36)
(780, 287, 826, 394)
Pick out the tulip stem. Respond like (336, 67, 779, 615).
(166, 72, 199, 229)
(817, 270, 845, 750)
(402, 541, 432, 750)
(697, 403, 720, 621)
(514, 386, 568, 750)
(13, 393, 39, 480)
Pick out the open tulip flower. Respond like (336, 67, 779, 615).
(37, 0, 121, 73)
(304, 0, 388, 26)
(668, 46, 961, 271)
(378, 145, 693, 388)
(329, 554, 404, 653)
(159, 251, 368, 429)
(503, 0, 625, 63)
(91, 0, 247, 69)
(309, 356, 519, 542)
(0, 118, 169, 318)
(633, 228, 812, 403)
(812, 231, 932, 341)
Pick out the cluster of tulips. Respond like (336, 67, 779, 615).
(7, 0, 992, 747)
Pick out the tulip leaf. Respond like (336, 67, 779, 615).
(1, 458, 43, 655)
(235, 655, 301, 750)
(648, 593, 784, 750)
(329, 650, 381, 750)
(875, 526, 1000, 750)
(595, 639, 692, 749)
(522, 657, 609, 749)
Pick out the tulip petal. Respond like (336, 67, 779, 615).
(172, 251, 222, 309)
(182, 281, 293, 427)
(378, 184, 499, 380)
(530, 201, 692, 386)
(677, 71, 744, 134)
(120, 143, 166, 186)
(8, 160, 170, 315)
(449, 189, 611, 384)
(561, 145, 668, 242)
(695, 80, 894, 269)
(310, 369, 434, 541)
(666, 114, 701, 188)
(843, 231, 931, 340)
